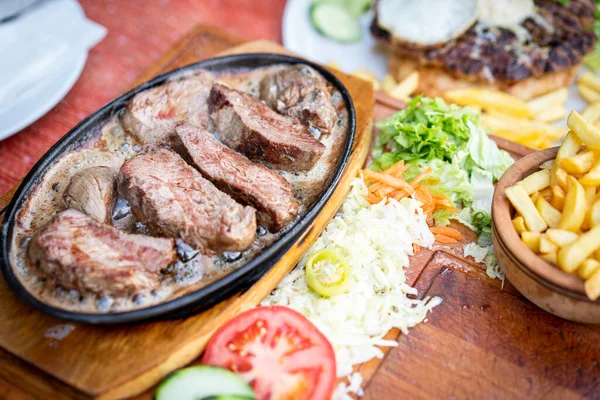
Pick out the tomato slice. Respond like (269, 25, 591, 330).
(305, 249, 350, 297)
(203, 306, 336, 400)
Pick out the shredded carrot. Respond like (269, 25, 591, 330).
(412, 243, 421, 254)
(362, 170, 415, 194)
(414, 186, 433, 205)
(434, 234, 459, 244)
(366, 193, 382, 204)
(430, 226, 463, 240)
(409, 168, 432, 187)
(360, 160, 457, 222)
(383, 160, 409, 176)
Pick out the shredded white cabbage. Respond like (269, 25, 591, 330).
(463, 242, 504, 283)
(262, 179, 442, 398)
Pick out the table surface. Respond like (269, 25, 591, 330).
(0, 0, 287, 195)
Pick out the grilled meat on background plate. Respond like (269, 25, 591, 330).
(372, 0, 597, 99)
(209, 83, 325, 171)
(28, 209, 176, 296)
(120, 70, 215, 146)
(63, 166, 117, 224)
(118, 148, 256, 253)
(259, 65, 337, 135)
(176, 123, 298, 232)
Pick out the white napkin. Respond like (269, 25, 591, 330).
(0, 0, 107, 108)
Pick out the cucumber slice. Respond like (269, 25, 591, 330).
(155, 366, 256, 400)
(310, 3, 362, 43)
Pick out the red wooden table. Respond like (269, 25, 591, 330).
(0, 0, 287, 195)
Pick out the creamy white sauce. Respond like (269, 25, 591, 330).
(9, 65, 350, 314)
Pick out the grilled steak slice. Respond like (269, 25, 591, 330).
(63, 166, 117, 223)
(118, 148, 256, 252)
(177, 123, 298, 231)
(121, 70, 215, 146)
(28, 209, 175, 296)
(209, 83, 325, 171)
(259, 65, 336, 134)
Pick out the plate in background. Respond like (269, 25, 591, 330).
(0, 0, 104, 141)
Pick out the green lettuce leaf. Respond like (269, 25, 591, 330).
(373, 96, 478, 168)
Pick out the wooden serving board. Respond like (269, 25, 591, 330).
(1, 25, 599, 400)
(0, 26, 374, 400)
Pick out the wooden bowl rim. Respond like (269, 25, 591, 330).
(492, 146, 589, 297)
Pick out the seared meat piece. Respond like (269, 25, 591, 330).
(28, 209, 175, 296)
(121, 70, 214, 146)
(63, 166, 116, 223)
(209, 83, 325, 171)
(259, 65, 337, 134)
(177, 123, 298, 231)
(118, 148, 256, 252)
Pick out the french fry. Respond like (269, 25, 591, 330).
(557, 224, 600, 273)
(491, 129, 544, 148)
(559, 176, 586, 232)
(352, 69, 381, 90)
(540, 160, 555, 170)
(536, 197, 562, 229)
(578, 82, 600, 103)
(578, 258, 600, 280)
(534, 105, 567, 123)
(584, 267, 600, 301)
(559, 150, 596, 175)
(327, 60, 342, 71)
(551, 131, 582, 187)
(482, 112, 567, 140)
(578, 71, 600, 93)
(506, 185, 548, 233)
(512, 216, 527, 234)
(539, 234, 558, 254)
(522, 231, 541, 253)
(555, 168, 569, 191)
(381, 74, 397, 94)
(518, 169, 550, 194)
(527, 88, 568, 115)
(567, 111, 600, 149)
(540, 187, 553, 201)
(579, 159, 600, 186)
(540, 251, 558, 265)
(589, 199, 600, 228)
(445, 88, 532, 119)
(546, 229, 579, 247)
(582, 101, 600, 124)
(530, 191, 541, 203)
(388, 71, 419, 100)
(551, 185, 566, 211)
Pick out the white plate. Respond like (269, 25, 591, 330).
(0, 53, 87, 141)
(0, 0, 102, 141)
(282, 0, 588, 131)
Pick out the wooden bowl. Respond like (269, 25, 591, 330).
(492, 147, 600, 324)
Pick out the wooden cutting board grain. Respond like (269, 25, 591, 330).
(1, 25, 599, 400)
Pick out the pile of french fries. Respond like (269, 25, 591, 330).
(444, 88, 568, 150)
(505, 110, 600, 301)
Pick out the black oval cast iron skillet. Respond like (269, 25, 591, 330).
(0, 53, 356, 324)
